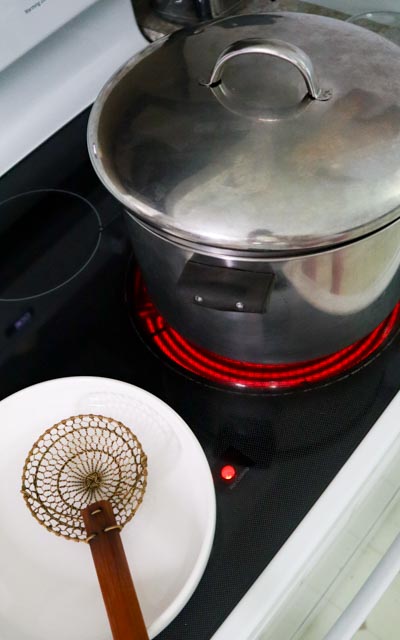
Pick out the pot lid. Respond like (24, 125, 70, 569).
(88, 13, 400, 253)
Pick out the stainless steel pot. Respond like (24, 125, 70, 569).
(88, 12, 400, 363)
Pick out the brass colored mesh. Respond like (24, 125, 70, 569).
(21, 415, 147, 541)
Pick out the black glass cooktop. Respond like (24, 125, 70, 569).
(2, 110, 400, 640)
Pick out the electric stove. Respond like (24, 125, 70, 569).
(2, 108, 400, 640)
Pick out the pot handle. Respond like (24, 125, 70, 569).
(177, 260, 275, 313)
(202, 38, 332, 102)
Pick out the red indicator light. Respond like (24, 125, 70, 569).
(220, 465, 236, 481)
(134, 270, 400, 390)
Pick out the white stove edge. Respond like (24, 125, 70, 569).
(0, 0, 100, 73)
(0, 0, 148, 178)
(211, 387, 400, 640)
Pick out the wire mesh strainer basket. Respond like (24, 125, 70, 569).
(21, 414, 148, 541)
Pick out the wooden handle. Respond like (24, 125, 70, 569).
(81, 500, 149, 640)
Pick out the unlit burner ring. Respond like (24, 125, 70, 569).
(133, 271, 400, 390)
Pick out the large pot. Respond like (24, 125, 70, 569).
(88, 12, 400, 363)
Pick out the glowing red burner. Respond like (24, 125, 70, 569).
(134, 271, 400, 390)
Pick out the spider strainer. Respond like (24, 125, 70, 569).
(21, 414, 149, 640)
(21, 414, 148, 541)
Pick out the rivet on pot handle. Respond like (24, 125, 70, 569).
(203, 38, 332, 102)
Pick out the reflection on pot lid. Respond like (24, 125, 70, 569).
(88, 12, 400, 253)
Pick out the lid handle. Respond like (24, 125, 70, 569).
(204, 38, 332, 102)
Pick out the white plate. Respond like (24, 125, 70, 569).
(0, 376, 216, 639)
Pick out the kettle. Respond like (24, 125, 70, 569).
(152, 0, 243, 25)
